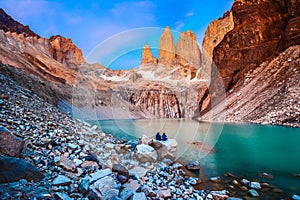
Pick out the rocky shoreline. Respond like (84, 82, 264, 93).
(0, 73, 299, 200)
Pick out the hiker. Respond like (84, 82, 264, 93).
(156, 132, 161, 140)
(162, 133, 168, 141)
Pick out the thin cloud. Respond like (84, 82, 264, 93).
(2, 0, 58, 20)
(186, 10, 194, 17)
(175, 21, 185, 31)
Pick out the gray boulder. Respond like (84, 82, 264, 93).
(0, 126, 25, 157)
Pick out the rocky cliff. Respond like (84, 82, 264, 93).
(159, 26, 175, 66)
(202, 0, 300, 127)
(50, 35, 86, 69)
(202, 12, 234, 58)
(141, 27, 202, 79)
(141, 44, 158, 65)
(212, 0, 300, 91)
(0, 6, 299, 126)
(175, 30, 201, 69)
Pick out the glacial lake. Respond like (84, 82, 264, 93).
(89, 119, 300, 195)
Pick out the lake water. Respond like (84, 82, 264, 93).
(90, 118, 300, 195)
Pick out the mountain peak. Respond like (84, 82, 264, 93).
(0, 8, 39, 38)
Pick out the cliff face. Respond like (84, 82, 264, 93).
(212, 0, 300, 91)
(130, 85, 181, 118)
(175, 30, 201, 69)
(140, 27, 202, 79)
(50, 35, 85, 69)
(159, 26, 175, 66)
(141, 44, 158, 65)
(201, 0, 300, 127)
(0, 30, 78, 85)
(202, 11, 234, 59)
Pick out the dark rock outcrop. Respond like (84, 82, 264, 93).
(0, 155, 44, 183)
(0, 8, 39, 38)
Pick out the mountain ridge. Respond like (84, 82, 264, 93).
(0, 4, 299, 127)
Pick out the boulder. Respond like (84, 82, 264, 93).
(130, 192, 147, 200)
(88, 168, 113, 184)
(248, 189, 259, 197)
(0, 126, 25, 157)
(211, 190, 229, 200)
(186, 160, 200, 170)
(129, 166, 149, 178)
(120, 187, 134, 200)
(123, 179, 140, 192)
(112, 164, 129, 183)
(292, 194, 300, 200)
(135, 144, 157, 163)
(158, 188, 171, 199)
(0, 155, 44, 183)
(52, 175, 72, 186)
(78, 178, 90, 194)
(81, 160, 99, 170)
(249, 181, 261, 190)
(153, 139, 177, 160)
(138, 135, 152, 145)
(89, 176, 118, 200)
(58, 155, 76, 172)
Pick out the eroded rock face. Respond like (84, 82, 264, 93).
(212, 0, 300, 91)
(130, 85, 181, 118)
(141, 44, 158, 65)
(202, 12, 234, 59)
(50, 35, 85, 69)
(159, 26, 175, 66)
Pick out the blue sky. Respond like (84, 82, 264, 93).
(1, 0, 233, 69)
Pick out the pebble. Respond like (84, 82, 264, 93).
(248, 189, 259, 197)
(52, 175, 72, 186)
(186, 160, 201, 170)
(241, 178, 250, 185)
(249, 181, 261, 190)
(292, 194, 300, 200)
(210, 176, 221, 183)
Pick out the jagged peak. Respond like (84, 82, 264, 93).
(0, 8, 39, 38)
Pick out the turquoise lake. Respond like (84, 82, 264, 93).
(90, 119, 300, 195)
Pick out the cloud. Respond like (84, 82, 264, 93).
(186, 10, 194, 17)
(175, 21, 185, 31)
(2, 0, 58, 20)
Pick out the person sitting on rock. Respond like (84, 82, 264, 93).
(155, 132, 161, 140)
(162, 133, 168, 141)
